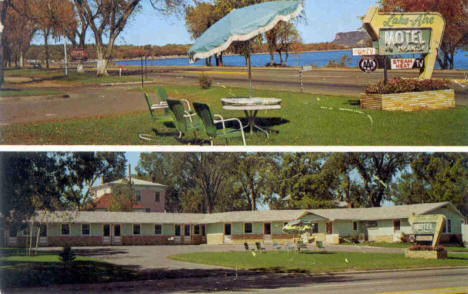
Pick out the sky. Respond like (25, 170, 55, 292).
(37, 0, 378, 46)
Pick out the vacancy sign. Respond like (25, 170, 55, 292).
(353, 48, 377, 56)
(391, 58, 424, 70)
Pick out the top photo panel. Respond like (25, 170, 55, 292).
(1, 0, 467, 146)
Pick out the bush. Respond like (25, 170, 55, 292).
(59, 246, 76, 263)
(366, 77, 451, 94)
(409, 245, 446, 252)
(199, 73, 212, 89)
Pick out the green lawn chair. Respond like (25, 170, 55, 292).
(157, 88, 196, 119)
(193, 102, 246, 146)
(139, 92, 173, 141)
(167, 98, 200, 141)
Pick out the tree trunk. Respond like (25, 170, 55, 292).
(0, 0, 8, 88)
(44, 29, 50, 69)
(96, 46, 108, 76)
(269, 50, 274, 66)
(19, 51, 24, 68)
(205, 57, 211, 66)
(277, 50, 283, 64)
(284, 51, 289, 65)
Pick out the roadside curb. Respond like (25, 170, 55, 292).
(305, 266, 468, 277)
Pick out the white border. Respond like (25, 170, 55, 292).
(3, 145, 468, 153)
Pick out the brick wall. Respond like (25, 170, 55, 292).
(48, 236, 103, 247)
(361, 89, 455, 111)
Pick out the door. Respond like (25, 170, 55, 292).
(184, 225, 191, 243)
(174, 225, 181, 243)
(113, 224, 121, 244)
(263, 223, 272, 243)
(103, 224, 111, 244)
(39, 224, 48, 246)
(224, 224, 232, 243)
(326, 222, 333, 235)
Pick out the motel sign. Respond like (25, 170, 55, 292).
(379, 28, 431, 55)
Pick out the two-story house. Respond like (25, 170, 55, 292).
(89, 178, 167, 212)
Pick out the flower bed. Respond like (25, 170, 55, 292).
(361, 78, 455, 111)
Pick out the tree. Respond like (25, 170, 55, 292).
(264, 153, 339, 209)
(0, 0, 9, 88)
(108, 181, 136, 211)
(332, 153, 412, 207)
(74, 0, 184, 76)
(265, 21, 300, 66)
(0, 153, 66, 224)
(380, 0, 468, 69)
(58, 152, 127, 210)
(392, 153, 468, 213)
(4, 1, 37, 68)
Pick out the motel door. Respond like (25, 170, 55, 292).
(113, 224, 121, 244)
(174, 225, 182, 243)
(39, 224, 48, 246)
(224, 224, 232, 244)
(326, 222, 333, 235)
(263, 223, 272, 243)
(103, 224, 111, 244)
(184, 225, 191, 244)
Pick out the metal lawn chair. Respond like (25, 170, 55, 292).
(139, 92, 174, 141)
(193, 102, 246, 146)
(157, 88, 196, 120)
(255, 242, 266, 253)
(167, 98, 201, 142)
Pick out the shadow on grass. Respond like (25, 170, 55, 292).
(1, 259, 359, 293)
(447, 256, 468, 261)
(299, 251, 336, 255)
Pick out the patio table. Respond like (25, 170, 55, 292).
(221, 97, 281, 137)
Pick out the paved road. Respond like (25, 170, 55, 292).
(8, 266, 468, 293)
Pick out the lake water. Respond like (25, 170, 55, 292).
(116, 49, 468, 69)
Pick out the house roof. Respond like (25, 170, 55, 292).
(90, 178, 166, 191)
(301, 202, 462, 221)
(31, 202, 461, 225)
(91, 194, 144, 210)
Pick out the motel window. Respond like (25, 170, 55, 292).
(175, 225, 181, 236)
(394, 220, 400, 231)
(61, 224, 70, 235)
(82, 224, 90, 235)
(155, 224, 162, 235)
(194, 225, 200, 235)
(155, 192, 160, 202)
(135, 191, 141, 202)
(133, 224, 140, 235)
(313, 223, 319, 234)
(202, 225, 206, 236)
(244, 223, 253, 234)
(353, 222, 358, 231)
(184, 225, 191, 236)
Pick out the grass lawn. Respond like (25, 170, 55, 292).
(1, 85, 467, 145)
(0, 89, 61, 97)
(341, 242, 468, 252)
(168, 251, 468, 273)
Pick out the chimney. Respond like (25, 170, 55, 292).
(151, 176, 156, 183)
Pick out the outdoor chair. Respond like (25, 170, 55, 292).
(296, 240, 307, 252)
(193, 102, 247, 146)
(157, 88, 196, 121)
(167, 98, 201, 142)
(139, 92, 173, 141)
(255, 242, 266, 253)
(316, 240, 325, 251)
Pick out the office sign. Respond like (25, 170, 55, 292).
(409, 214, 446, 247)
(71, 49, 87, 61)
(359, 56, 378, 73)
(353, 47, 377, 56)
(391, 58, 424, 70)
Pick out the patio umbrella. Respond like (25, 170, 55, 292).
(188, 0, 303, 97)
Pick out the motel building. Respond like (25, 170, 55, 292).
(5, 201, 464, 248)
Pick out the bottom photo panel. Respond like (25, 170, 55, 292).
(1, 152, 467, 293)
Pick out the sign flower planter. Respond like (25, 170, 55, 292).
(405, 248, 448, 259)
(361, 89, 455, 111)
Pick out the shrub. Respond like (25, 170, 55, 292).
(199, 73, 212, 89)
(326, 54, 352, 68)
(409, 245, 446, 252)
(59, 246, 76, 263)
(366, 77, 451, 94)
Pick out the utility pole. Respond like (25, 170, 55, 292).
(63, 42, 68, 76)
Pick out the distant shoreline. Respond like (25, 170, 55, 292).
(114, 49, 352, 62)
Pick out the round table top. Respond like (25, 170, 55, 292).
(221, 97, 282, 106)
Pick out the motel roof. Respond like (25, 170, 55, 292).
(89, 178, 166, 191)
(32, 202, 462, 224)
